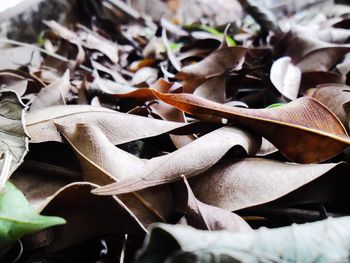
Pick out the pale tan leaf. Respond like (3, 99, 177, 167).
(270, 56, 301, 100)
(189, 158, 344, 211)
(176, 47, 247, 80)
(56, 124, 174, 226)
(26, 105, 192, 143)
(92, 126, 260, 195)
(30, 70, 72, 111)
(44, 21, 119, 64)
(177, 176, 252, 232)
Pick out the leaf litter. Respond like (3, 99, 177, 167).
(2, 0, 350, 262)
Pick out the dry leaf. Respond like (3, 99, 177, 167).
(10, 164, 78, 212)
(30, 70, 72, 111)
(311, 84, 350, 131)
(276, 30, 350, 72)
(270, 56, 301, 100)
(300, 71, 345, 92)
(44, 21, 119, 64)
(176, 176, 252, 232)
(0, 72, 28, 96)
(189, 158, 344, 211)
(176, 47, 247, 80)
(26, 105, 193, 143)
(0, 89, 28, 187)
(0, 47, 41, 71)
(151, 90, 350, 163)
(56, 124, 175, 226)
(28, 182, 146, 252)
(136, 217, 350, 263)
(92, 125, 259, 195)
(193, 75, 226, 103)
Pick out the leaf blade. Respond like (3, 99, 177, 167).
(150, 90, 350, 163)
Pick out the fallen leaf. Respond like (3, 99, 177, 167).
(136, 217, 350, 263)
(175, 176, 252, 232)
(337, 53, 350, 75)
(131, 67, 158, 85)
(270, 56, 301, 100)
(256, 138, 278, 156)
(297, 47, 350, 72)
(176, 46, 247, 80)
(44, 21, 119, 64)
(0, 89, 28, 188)
(275, 30, 350, 72)
(293, 24, 350, 44)
(92, 76, 153, 101)
(151, 90, 350, 163)
(56, 124, 175, 226)
(0, 182, 65, 252)
(26, 105, 194, 143)
(92, 126, 259, 195)
(27, 182, 146, 252)
(30, 70, 72, 111)
(0, 69, 46, 96)
(150, 80, 196, 148)
(300, 71, 345, 92)
(193, 75, 226, 103)
(0, 47, 41, 71)
(0, 72, 28, 96)
(311, 84, 350, 131)
(10, 164, 77, 212)
(189, 158, 344, 211)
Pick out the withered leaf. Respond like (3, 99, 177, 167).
(311, 84, 350, 131)
(26, 105, 193, 144)
(176, 176, 252, 232)
(0, 182, 65, 252)
(56, 124, 175, 226)
(176, 47, 247, 80)
(10, 164, 77, 212)
(193, 75, 226, 103)
(300, 71, 345, 92)
(270, 56, 301, 100)
(189, 158, 344, 211)
(136, 217, 350, 263)
(0, 72, 28, 96)
(28, 182, 146, 252)
(276, 30, 350, 72)
(30, 70, 72, 111)
(44, 21, 119, 64)
(0, 47, 41, 71)
(91, 126, 259, 195)
(150, 90, 350, 163)
(0, 89, 28, 187)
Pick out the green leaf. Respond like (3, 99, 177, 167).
(0, 182, 66, 250)
(136, 217, 350, 263)
(199, 25, 236, 47)
(266, 103, 285, 108)
(182, 24, 236, 46)
(37, 33, 45, 46)
(169, 42, 183, 51)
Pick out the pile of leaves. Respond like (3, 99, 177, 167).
(2, 0, 350, 262)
